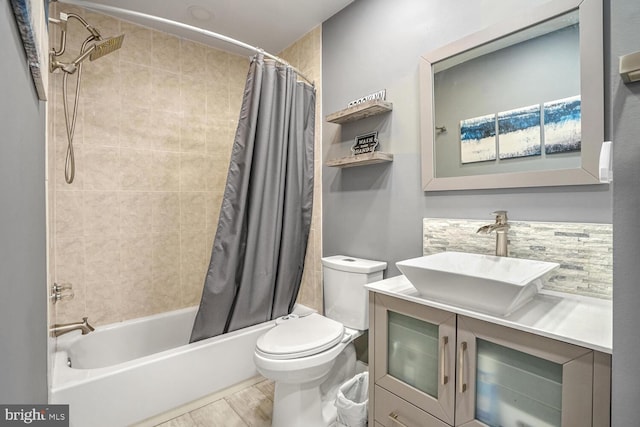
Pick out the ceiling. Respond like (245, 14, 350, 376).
(63, 0, 354, 56)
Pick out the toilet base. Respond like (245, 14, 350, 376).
(269, 343, 357, 427)
(272, 381, 330, 427)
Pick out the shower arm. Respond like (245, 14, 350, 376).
(48, 17, 67, 57)
(49, 11, 106, 74)
(49, 12, 102, 58)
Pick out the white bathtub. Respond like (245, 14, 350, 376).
(50, 306, 277, 427)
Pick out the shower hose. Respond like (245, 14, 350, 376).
(61, 36, 94, 184)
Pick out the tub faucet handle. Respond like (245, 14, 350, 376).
(53, 282, 73, 292)
(51, 282, 74, 304)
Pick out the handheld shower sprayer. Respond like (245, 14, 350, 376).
(48, 11, 125, 184)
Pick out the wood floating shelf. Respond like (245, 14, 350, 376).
(326, 152, 394, 168)
(325, 100, 393, 124)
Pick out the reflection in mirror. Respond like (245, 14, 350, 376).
(434, 11, 579, 178)
(420, 0, 603, 191)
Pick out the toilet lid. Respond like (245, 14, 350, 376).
(256, 313, 345, 360)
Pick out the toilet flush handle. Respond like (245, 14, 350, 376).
(275, 314, 299, 325)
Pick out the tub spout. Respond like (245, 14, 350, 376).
(50, 317, 95, 337)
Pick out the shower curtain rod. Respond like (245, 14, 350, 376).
(53, 0, 315, 86)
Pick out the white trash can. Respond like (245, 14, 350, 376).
(335, 371, 369, 427)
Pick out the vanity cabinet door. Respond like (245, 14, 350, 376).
(455, 316, 594, 427)
(373, 294, 456, 425)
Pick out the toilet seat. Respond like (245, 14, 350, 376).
(256, 313, 345, 360)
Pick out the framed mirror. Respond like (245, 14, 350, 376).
(419, 0, 603, 191)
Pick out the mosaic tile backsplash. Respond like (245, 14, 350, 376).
(423, 218, 612, 299)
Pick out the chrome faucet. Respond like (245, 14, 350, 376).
(50, 317, 95, 337)
(476, 211, 510, 257)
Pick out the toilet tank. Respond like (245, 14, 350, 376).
(321, 255, 387, 330)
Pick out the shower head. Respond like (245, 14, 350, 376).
(89, 34, 125, 61)
(53, 34, 125, 74)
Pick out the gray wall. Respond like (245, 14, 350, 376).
(610, 0, 640, 423)
(0, 2, 48, 403)
(322, 0, 612, 279)
(324, 0, 640, 424)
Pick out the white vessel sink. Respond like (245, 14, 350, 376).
(396, 252, 559, 316)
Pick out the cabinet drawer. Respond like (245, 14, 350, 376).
(375, 385, 450, 427)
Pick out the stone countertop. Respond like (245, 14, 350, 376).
(365, 275, 612, 354)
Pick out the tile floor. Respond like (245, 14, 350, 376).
(156, 379, 275, 427)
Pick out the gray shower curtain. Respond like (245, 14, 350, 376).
(190, 54, 316, 342)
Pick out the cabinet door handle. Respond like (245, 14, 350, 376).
(459, 341, 468, 393)
(389, 412, 410, 427)
(440, 336, 449, 385)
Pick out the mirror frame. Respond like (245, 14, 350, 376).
(419, 0, 603, 191)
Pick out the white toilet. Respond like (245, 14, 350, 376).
(254, 255, 386, 427)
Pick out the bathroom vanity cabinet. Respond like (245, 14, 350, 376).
(367, 278, 612, 427)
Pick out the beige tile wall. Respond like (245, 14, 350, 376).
(280, 27, 324, 314)
(48, 4, 322, 326)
